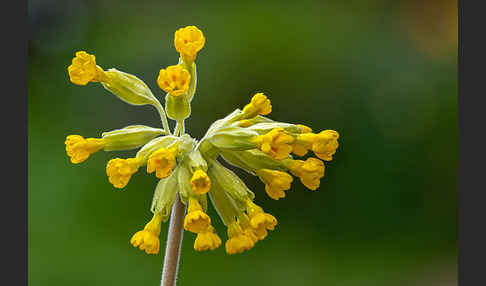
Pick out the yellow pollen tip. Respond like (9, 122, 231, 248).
(65, 135, 105, 164)
(157, 65, 191, 96)
(190, 169, 211, 195)
(106, 157, 141, 189)
(146, 147, 177, 179)
(174, 25, 205, 63)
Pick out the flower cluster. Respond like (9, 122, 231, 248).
(65, 26, 339, 255)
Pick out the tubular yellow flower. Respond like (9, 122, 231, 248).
(225, 222, 255, 255)
(291, 124, 313, 156)
(256, 169, 293, 200)
(237, 214, 259, 244)
(67, 51, 106, 85)
(184, 197, 211, 233)
(252, 128, 295, 160)
(174, 25, 205, 63)
(295, 130, 340, 161)
(242, 93, 272, 118)
(65, 135, 105, 164)
(157, 65, 191, 97)
(194, 225, 222, 251)
(106, 157, 142, 189)
(246, 200, 277, 240)
(311, 130, 340, 161)
(147, 146, 178, 179)
(130, 213, 163, 254)
(190, 169, 211, 195)
(287, 157, 325, 190)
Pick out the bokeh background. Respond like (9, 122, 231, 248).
(28, 0, 458, 285)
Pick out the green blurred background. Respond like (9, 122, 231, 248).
(28, 0, 457, 285)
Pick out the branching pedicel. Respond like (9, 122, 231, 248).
(65, 26, 340, 256)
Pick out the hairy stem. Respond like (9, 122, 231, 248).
(160, 196, 186, 286)
(154, 102, 172, 135)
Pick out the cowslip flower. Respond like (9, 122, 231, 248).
(64, 25, 340, 258)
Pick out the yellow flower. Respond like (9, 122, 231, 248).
(194, 225, 222, 251)
(147, 146, 177, 179)
(256, 169, 293, 200)
(65, 135, 105, 164)
(295, 130, 339, 161)
(106, 157, 142, 189)
(291, 124, 313, 157)
(184, 197, 211, 233)
(287, 157, 325, 190)
(311, 130, 340, 161)
(130, 213, 163, 254)
(67, 51, 106, 85)
(190, 169, 211, 195)
(246, 200, 277, 240)
(242, 93, 272, 117)
(174, 25, 206, 63)
(157, 65, 191, 97)
(225, 222, 255, 255)
(252, 128, 295, 160)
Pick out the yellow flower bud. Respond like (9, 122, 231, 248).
(256, 169, 293, 200)
(146, 146, 178, 179)
(67, 51, 106, 85)
(194, 226, 222, 251)
(130, 213, 163, 254)
(157, 65, 191, 97)
(190, 169, 211, 195)
(252, 128, 295, 160)
(286, 157, 325, 191)
(106, 157, 142, 189)
(174, 26, 206, 63)
(65, 135, 105, 164)
(242, 93, 272, 118)
(184, 197, 211, 233)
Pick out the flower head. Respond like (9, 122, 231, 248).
(242, 93, 272, 118)
(174, 26, 205, 63)
(106, 157, 142, 188)
(67, 51, 106, 85)
(147, 146, 177, 179)
(287, 157, 325, 190)
(252, 128, 295, 160)
(130, 213, 163, 254)
(256, 169, 293, 200)
(65, 26, 339, 259)
(157, 65, 191, 97)
(65, 135, 105, 164)
(194, 226, 222, 251)
(190, 169, 211, 195)
(184, 197, 211, 233)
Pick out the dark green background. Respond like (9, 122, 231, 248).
(28, 0, 457, 285)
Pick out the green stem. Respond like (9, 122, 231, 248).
(154, 102, 172, 136)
